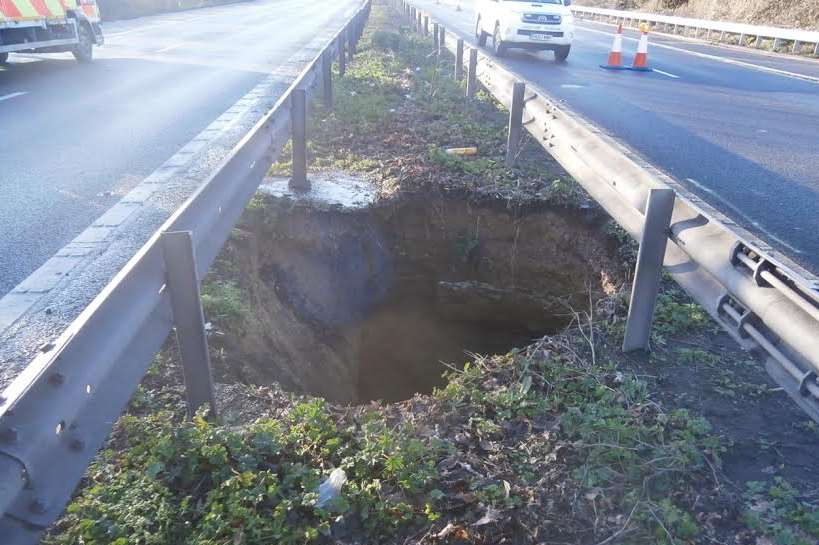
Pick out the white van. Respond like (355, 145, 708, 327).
(475, 0, 575, 61)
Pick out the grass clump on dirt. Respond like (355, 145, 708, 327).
(48, 328, 733, 545)
(271, 1, 585, 207)
(47, 400, 442, 545)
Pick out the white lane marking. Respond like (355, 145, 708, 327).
(684, 177, 804, 255)
(155, 42, 188, 54)
(579, 26, 819, 84)
(106, 21, 176, 38)
(561, 84, 586, 89)
(653, 68, 680, 79)
(0, 92, 26, 102)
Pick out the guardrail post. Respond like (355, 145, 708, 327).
(793, 40, 802, 54)
(433, 22, 439, 54)
(505, 82, 525, 167)
(456, 38, 464, 81)
(424, 15, 429, 36)
(466, 47, 478, 98)
(622, 188, 676, 352)
(322, 50, 333, 110)
(772, 38, 782, 51)
(439, 25, 446, 55)
(161, 231, 218, 417)
(338, 35, 347, 76)
(814, 42, 819, 56)
(348, 25, 356, 61)
(416, 10, 422, 33)
(290, 89, 310, 192)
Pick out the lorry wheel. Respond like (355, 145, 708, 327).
(72, 23, 94, 63)
(554, 45, 571, 63)
(0, 53, 8, 64)
(493, 25, 507, 57)
(475, 18, 487, 46)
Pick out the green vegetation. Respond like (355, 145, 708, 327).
(201, 280, 250, 331)
(744, 478, 819, 545)
(434, 341, 723, 544)
(47, 401, 442, 545)
(269, 3, 585, 207)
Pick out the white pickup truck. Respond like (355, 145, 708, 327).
(475, 0, 575, 61)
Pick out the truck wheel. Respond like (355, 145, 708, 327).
(72, 23, 94, 63)
(554, 45, 571, 63)
(493, 24, 507, 57)
(0, 53, 8, 64)
(475, 17, 487, 46)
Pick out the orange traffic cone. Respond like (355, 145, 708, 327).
(600, 24, 628, 70)
(630, 27, 653, 72)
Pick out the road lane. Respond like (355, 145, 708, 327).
(0, 0, 358, 296)
(412, 0, 819, 275)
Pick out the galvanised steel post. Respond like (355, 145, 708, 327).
(456, 38, 464, 81)
(339, 35, 347, 76)
(161, 231, 218, 417)
(439, 25, 446, 55)
(433, 22, 439, 54)
(466, 47, 478, 98)
(622, 189, 676, 352)
(348, 25, 356, 61)
(505, 82, 525, 167)
(424, 15, 429, 36)
(322, 50, 333, 110)
(289, 89, 310, 192)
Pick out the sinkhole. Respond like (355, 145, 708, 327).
(208, 174, 619, 403)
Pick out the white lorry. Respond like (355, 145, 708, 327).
(475, 0, 575, 61)
(0, 0, 104, 64)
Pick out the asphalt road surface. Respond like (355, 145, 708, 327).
(414, 0, 819, 276)
(0, 0, 359, 297)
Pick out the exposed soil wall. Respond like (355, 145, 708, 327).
(209, 187, 619, 403)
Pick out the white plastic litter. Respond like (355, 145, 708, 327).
(316, 468, 347, 508)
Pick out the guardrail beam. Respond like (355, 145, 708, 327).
(162, 231, 218, 417)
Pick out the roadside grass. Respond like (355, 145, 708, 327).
(270, 2, 585, 207)
(201, 280, 251, 332)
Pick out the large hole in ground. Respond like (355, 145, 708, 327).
(209, 175, 619, 403)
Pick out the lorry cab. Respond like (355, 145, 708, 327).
(476, 0, 575, 62)
(0, 0, 104, 64)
